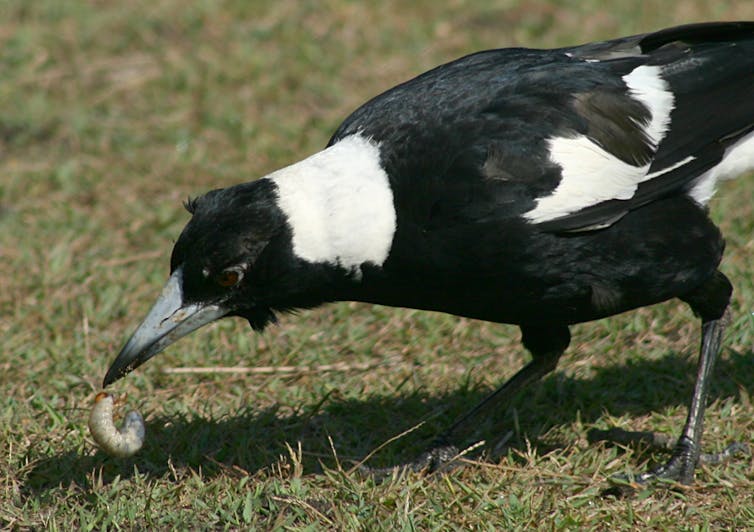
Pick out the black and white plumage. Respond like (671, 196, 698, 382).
(104, 22, 754, 485)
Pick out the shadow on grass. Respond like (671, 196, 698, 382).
(23, 346, 754, 493)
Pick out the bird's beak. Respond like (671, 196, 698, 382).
(103, 266, 228, 386)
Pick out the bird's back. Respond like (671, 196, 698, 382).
(333, 23, 754, 324)
(332, 22, 754, 233)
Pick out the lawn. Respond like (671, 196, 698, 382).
(2, 0, 753, 528)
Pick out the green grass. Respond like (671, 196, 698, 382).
(2, 0, 754, 528)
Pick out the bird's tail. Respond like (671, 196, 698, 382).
(643, 23, 754, 203)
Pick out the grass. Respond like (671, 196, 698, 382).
(1, 0, 753, 528)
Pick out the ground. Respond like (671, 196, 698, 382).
(2, 0, 754, 528)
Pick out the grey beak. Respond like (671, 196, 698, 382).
(103, 266, 227, 386)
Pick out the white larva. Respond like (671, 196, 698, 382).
(88, 391, 145, 457)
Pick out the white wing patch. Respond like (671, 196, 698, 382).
(525, 65, 676, 224)
(689, 130, 754, 204)
(269, 134, 396, 277)
(525, 134, 648, 223)
(623, 65, 674, 148)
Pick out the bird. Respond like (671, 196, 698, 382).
(104, 22, 754, 485)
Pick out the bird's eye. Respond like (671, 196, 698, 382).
(216, 268, 242, 287)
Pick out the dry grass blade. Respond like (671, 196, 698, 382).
(162, 356, 401, 376)
(99, 250, 165, 268)
(348, 421, 428, 474)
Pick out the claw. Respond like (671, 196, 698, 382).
(698, 442, 750, 465)
(356, 440, 483, 480)
(595, 429, 750, 496)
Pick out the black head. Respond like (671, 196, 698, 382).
(103, 179, 287, 386)
(171, 180, 287, 329)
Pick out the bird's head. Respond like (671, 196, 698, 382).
(103, 134, 396, 386)
(103, 179, 287, 386)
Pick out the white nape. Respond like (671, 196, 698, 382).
(525, 65, 676, 224)
(268, 134, 396, 277)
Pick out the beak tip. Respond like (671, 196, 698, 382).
(102, 364, 128, 388)
(102, 267, 228, 388)
(102, 372, 116, 388)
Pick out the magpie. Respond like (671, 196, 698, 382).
(104, 22, 754, 485)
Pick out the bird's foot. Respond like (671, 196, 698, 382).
(697, 441, 750, 466)
(635, 441, 749, 481)
(355, 438, 484, 480)
(410, 442, 464, 473)
(593, 429, 750, 497)
(604, 454, 699, 498)
(588, 427, 675, 453)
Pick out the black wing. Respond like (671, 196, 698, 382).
(330, 22, 754, 233)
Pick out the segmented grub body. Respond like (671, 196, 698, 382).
(88, 392, 145, 457)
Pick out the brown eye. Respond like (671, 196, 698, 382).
(217, 269, 241, 287)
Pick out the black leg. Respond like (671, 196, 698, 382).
(405, 323, 571, 472)
(443, 323, 570, 440)
(635, 271, 734, 485)
(637, 312, 729, 484)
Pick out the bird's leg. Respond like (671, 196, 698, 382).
(408, 324, 571, 473)
(627, 271, 743, 485)
(636, 314, 727, 484)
